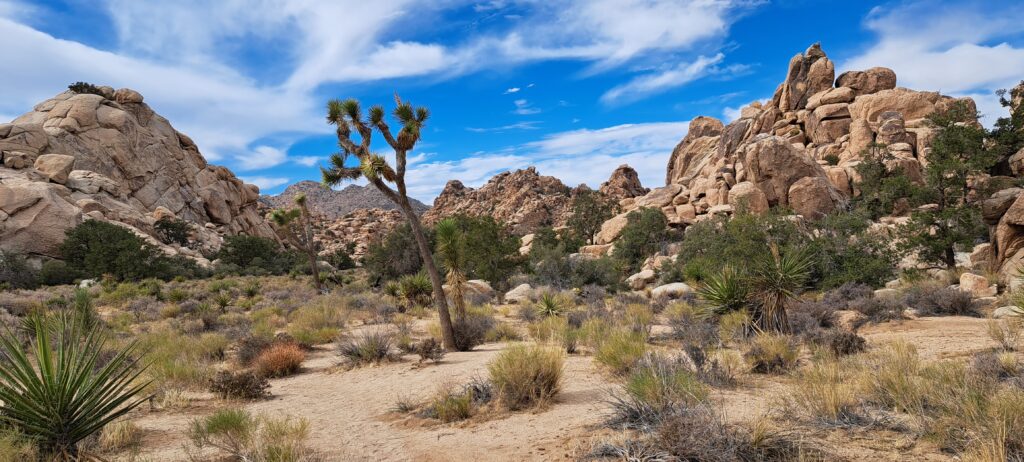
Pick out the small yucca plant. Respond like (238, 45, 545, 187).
(697, 266, 748, 315)
(0, 312, 151, 459)
(534, 292, 567, 317)
(398, 273, 433, 307)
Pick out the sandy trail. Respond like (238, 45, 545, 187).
(131, 342, 612, 461)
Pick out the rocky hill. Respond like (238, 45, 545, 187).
(260, 181, 428, 220)
(590, 43, 978, 249)
(0, 87, 275, 265)
(424, 165, 647, 235)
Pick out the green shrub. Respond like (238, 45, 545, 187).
(326, 242, 357, 270)
(488, 345, 564, 410)
(187, 409, 315, 461)
(67, 81, 105, 96)
(337, 330, 395, 365)
(444, 215, 523, 290)
(363, 225, 428, 285)
(0, 251, 39, 289)
(38, 260, 78, 286)
(60, 220, 195, 281)
(154, 216, 191, 246)
(216, 235, 299, 275)
(595, 330, 648, 375)
(613, 208, 671, 273)
(625, 355, 708, 410)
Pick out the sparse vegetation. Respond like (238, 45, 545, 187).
(488, 345, 563, 410)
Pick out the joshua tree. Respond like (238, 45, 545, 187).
(321, 95, 456, 349)
(435, 218, 467, 321)
(269, 193, 322, 292)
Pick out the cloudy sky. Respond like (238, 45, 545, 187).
(2, 0, 1023, 201)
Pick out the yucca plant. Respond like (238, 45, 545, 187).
(435, 218, 468, 321)
(0, 312, 151, 459)
(749, 245, 813, 333)
(535, 292, 568, 317)
(398, 273, 433, 308)
(697, 266, 748, 315)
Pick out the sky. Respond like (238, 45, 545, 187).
(2, 0, 1023, 203)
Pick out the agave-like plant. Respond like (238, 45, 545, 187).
(398, 273, 433, 308)
(749, 245, 813, 333)
(0, 312, 151, 459)
(535, 292, 567, 317)
(697, 266, 748, 315)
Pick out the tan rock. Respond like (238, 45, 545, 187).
(742, 135, 828, 207)
(959, 272, 997, 298)
(835, 67, 897, 96)
(580, 244, 613, 257)
(848, 87, 943, 124)
(726, 181, 769, 214)
(788, 176, 842, 219)
(113, 88, 144, 104)
(0, 180, 83, 258)
(65, 170, 118, 195)
(33, 153, 75, 183)
(596, 212, 630, 245)
(599, 164, 648, 201)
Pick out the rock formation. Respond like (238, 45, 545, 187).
(315, 208, 405, 260)
(594, 43, 975, 246)
(260, 181, 428, 220)
(425, 165, 648, 236)
(985, 82, 1024, 282)
(0, 87, 275, 264)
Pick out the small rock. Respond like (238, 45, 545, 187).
(874, 288, 900, 299)
(504, 284, 533, 304)
(626, 269, 657, 290)
(994, 306, 1022, 319)
(651, 282, 693, 300)
(33, 153, 75, 184)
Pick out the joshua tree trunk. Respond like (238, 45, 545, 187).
(399, 201, 457, 349)
(300, 204, 323, 292)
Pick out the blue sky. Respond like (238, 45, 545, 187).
(2, 0, 1023, 202)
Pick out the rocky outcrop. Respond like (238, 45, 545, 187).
(0, 88, 275, 261)
(606, 42, 974, 235)
(600, 165, 649, 203)
(260, 181, 428, 220)
(426, 166, 645, 236)
(315, 208, 405, 260)
(983, 83, 1024, 282)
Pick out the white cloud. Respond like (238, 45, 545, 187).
(239, 176, 291, 190)
(722, 106, 742, 123)
(405, 121, 689, 201)
(504, 87, 520, 94)
(466, 121, 540, 132)
(292, 156, 323, 167)
(237, 145, 289, 170)
(843, 0, 1024, 126)
(512, 99, 540, 115)
(601, 53, 725, 104)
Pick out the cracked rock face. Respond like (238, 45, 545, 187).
(0, 88, 275, 260)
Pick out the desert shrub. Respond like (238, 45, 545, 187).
(485, 322, 523, 342)
(848, 295, 904, 325)
(902, 284, 976, 316)
(859, 341, 923, 412)
(254, 343, 305, 378)
(68, 81, 105, 95)
(61, 220, 200, 281)
(96, 420, 142, 453)
(338, 330, 395, 365)
(141, 329, 217, 389)
(786, 356, 864, 427)
(0, 251, 39, 289)
(744, 334, 799, 374)
(154, 216, 191, 246)
(444, 215, 523, 290)
(209, 371, 270, 400)
(718, 309, 751, 345)
(363, 224, 428, 285)
(595, 330, 647, 375)
(613, 208, 672, 273)
(972, 350, 1022, 382)
(187, 408, 316, 461)
(426, 386, 475, 422)
(626, 354, 708, 411)
(665, 303, 718, 349)
(396, 273, 433, 308)
(414, 337, 446, 363)
(698, 266, 749, 314)
(528, 315, 567, 343)
(452, 312, 496, 351)
(326, 242, 357, 271)
(988, 317, 1024, 352)
(806, 329, 866, 357)
(488, 345, 563, 410)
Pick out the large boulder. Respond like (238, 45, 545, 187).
(960, 272, 997, 298)
(33, 154, 75, 184)
(788, 176, 843, 219)
(596, 212, 630, 245)
(504, 284, 533, 304)
(600, 164, 648, 201)
(777, 43, 834, 112)
(835, 67, 897, 96)
(626, 269, 657, 290)
(667, 116, 723, 185)
(651, 282, 693, 299)
(65, 170, 119, 195)
(741, 136, 830, 207)
(726, 181, 769, 214)
(0, 179, 83, 258)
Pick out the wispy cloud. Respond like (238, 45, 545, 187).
(503, 87, 520, 94)
(466, 121, 541, 132)
(292, 156, 322, 167)
(601, 53, 726, 104)
(512, 99, 540, 115)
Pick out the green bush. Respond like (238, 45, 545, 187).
(154, 216, 191, 246)
(0, 251, 39, 289)
(38, 260, 78, 286)
(363, 224, 427, 284)
(326, 242, 357, 270)
(488, 345, 563, 410)
(67, 81, 105, 96)
(613, 208, 672, 274)
(60, 220, 194, 281)
(216, 235, 298, 275)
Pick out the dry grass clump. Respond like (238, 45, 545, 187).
(595, 329, 647, 375)
(785, 356, 865, 427)
(419, 378, 494, 422)
(744, 334, 799, 374)
(987, 317, 1023, 351)
(96, 420, 142, 453)
(186, 408, 319, 461)
(337, 330, 396, 366)
(625, 355, 708, 411)
(858, 341, 923, 412)
(488, 345, 564, 410)
(413, 337, 446, 363)
(451, 309, 497, 351)
(286, 299, 348, 345)
(254, 342, 306, 378)
(484, 322, 523, 342)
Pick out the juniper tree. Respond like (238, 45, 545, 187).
(269, 193, 322, 292)
(320, 96, 456, 349)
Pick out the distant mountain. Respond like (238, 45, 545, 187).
(260, 181, 429, 219)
